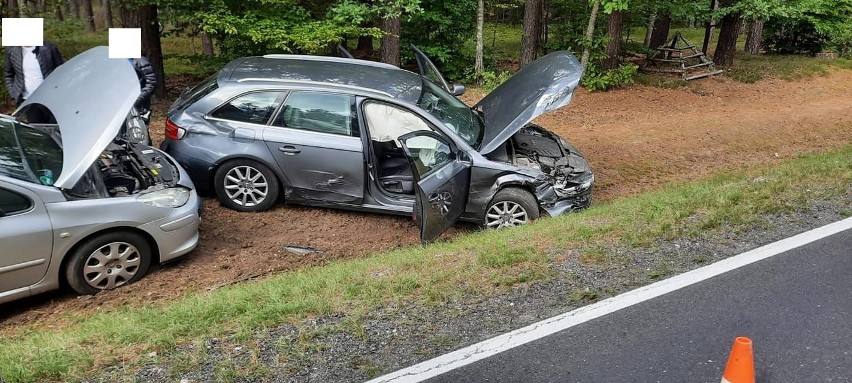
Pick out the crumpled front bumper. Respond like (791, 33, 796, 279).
(536, 174, 594, 217)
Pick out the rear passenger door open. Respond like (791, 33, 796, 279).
(398, 131, 471, 243)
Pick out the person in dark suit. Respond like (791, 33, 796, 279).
(129, 55, 157, 114)
(4, 41, 64, 107)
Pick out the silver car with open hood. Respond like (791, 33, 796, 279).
(163, 48, 592, 243)
(0, 46, 201, 304)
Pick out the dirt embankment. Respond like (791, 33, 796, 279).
(2, 70, 851, 330)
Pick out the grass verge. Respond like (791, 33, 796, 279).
(635, 52, 852, 87)
(726, 53, 852, 83)
(1, 146, 851, 383)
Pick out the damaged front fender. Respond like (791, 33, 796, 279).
(536, 181, 593, 217)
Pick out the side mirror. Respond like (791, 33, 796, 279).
(451, 84, 466, 96)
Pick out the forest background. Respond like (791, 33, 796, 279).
(2, 0, 851, 96)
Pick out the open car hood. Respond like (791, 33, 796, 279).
(474, 51, 583, 155)
(18, 46, 140, 189)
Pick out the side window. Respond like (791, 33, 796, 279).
(399, 134, 454, 179)
(210, 91, 281, 124)
(363, 102, 432, 145)
(273, 92, 353, 136)
(175, 74, 218, 111)
(0, 188, 33, 216)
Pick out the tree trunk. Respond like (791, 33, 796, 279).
(580, 0, 601, 68)
(201, 31, 214, 57)
(103, 0, 113, 28)
(81, 0, 95, 31)
(64, 0, 70, 18)
(702, 0, 718, 53)
(117, 0, 129, 27)
(8, 0, 20, 17)
(648, 13, 671, 49)
(520, 0, 543, 67)
(475, 0, 484, 84)
(643, 12, 656, 48)
(744, 19, 764, 54)
(541, 0, 550, 55)
(55, 1, 64, 20)
(18, 0, 30, 16)
(713, 0, 741, 67)
(602, 10, 624, 69)
(120, 3, 166, 98)
(71, 0, 80, 19)
(380, 16, 401, 65)
(356, 35, 373, 54)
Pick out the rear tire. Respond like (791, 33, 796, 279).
(483, 188, 540, 229)
(214, 159, 280, 212)
(65, 231, 152, 295)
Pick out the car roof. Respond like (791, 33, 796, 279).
(218, 55, 424, 103)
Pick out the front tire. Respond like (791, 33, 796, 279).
(214, 159, 280, 212)
(483, 188, 540, 229)
(65, 231, 152, 295)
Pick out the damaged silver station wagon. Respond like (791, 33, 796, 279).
(162, 48, 593, 242)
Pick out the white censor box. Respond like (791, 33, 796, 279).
(109, 28, 142, 59)
(2, 18, 44, 46)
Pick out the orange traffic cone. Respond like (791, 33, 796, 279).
(721, 337, 755, 383)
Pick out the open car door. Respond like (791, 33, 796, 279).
(398, 131, 472, 243)
(412, 45, 465, 96)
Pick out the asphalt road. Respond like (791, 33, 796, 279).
(427, 228, 852, 383)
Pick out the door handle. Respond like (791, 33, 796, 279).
(278, 145, 301, 155)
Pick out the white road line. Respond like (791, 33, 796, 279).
(367, 217, 852, 383)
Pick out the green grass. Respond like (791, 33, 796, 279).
(459, 22, 523, 73)
(634, 72, 690, 88)
(42, 20, 223, 80)
(481, 23, 523, 65)
(629, 26, 852, 84)
(43, 19, 108, 58)
(726, 53, 852, 83)
(635, 52, 852, 86)
(1, 145, 850, 383)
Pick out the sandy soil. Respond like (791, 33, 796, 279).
(2, 70, 851, 330)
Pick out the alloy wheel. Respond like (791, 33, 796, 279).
(223, 165, 269, 207)
(485, 201, 529, 228)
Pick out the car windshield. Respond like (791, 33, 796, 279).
(0, 119, 63, 185)
(417, 79, 484, 148)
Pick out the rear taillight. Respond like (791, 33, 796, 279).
(165, 119, 186, 140)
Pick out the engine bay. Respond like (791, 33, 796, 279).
(509, 124, 589, 179)
(67, 139, 178, 199)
